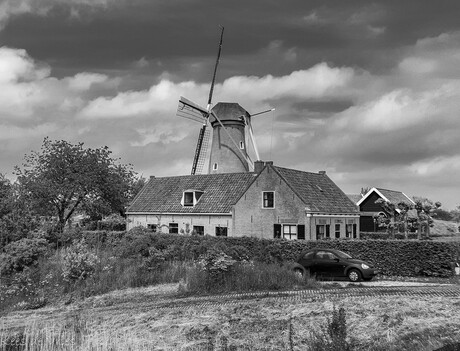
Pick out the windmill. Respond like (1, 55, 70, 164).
(176, 27, 273, 175)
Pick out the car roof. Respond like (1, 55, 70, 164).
(297, 248, 344, 258)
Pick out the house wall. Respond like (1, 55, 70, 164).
(233, 166, 360, 240)
(308, 215, 360, 239)
(360, 192, 384, 212)
(359, 191, 385, 232)
(127, 213, 232, 236)
(233, 165, 306, 239)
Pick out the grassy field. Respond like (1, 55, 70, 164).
(1, 282, 460, 351)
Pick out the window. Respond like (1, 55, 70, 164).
(181, 190, 204, 207)
(316, 225, 330, 240)
(303, 251, 315, 260)
(335, 224, 341, 238)
(215, 226, 228, 236)
(147, 224, 157, 232)
(193, 225, 204, 236)
(169, 223, 178, 234)
(183, 192, 194, 206)
(263, 191, 274, 208)
(346, 224, 352, 238)
(353, 224, 357, 238)
(239, 141, 244, 149)
(212, 163, 218, 171)
(316, 251, 337, 260)
(283, 225, 297, 240)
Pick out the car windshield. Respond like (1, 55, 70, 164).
(335, 250, 352, 259)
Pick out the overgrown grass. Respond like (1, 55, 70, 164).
(183, 261, 320, 294)
(3, 302, 460, 351)
(0, 247, 189, 312)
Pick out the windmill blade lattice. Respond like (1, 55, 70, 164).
(192, 121, 212, 174)
(176, 96, 208, 124)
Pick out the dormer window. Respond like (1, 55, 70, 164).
(181, 190, 204, 207)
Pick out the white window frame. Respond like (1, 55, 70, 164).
(181, 190, 204, 207)
(262, 191, 275, 209)
(283, 224, 297, 240)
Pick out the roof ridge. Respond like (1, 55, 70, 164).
(273, 165, 323, 176)
(376, 187, 404, 193)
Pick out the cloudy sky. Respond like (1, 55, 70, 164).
(1, 0, 460, 210)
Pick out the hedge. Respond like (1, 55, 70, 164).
(78, 229, 460, 278)
(360, 232, 419, 240)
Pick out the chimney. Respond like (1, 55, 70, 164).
(319, 171, 326, 175)
(254, 160, 264, 173)
(265, 161, 273, 166)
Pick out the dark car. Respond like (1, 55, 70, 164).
(292, 248, 379, 282)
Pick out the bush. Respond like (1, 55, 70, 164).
(49, 230, 460, 278)
(307, 306, 355, 351)
(61, 239, 98, 282)
(0, 238, 49, 275)
(98, 214, 126, 231)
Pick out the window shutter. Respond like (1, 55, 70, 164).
(297, 225, 305, 240)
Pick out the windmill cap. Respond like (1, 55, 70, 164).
(210, 102, 250, 124)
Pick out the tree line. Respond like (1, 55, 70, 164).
(1, 138, 144, 247)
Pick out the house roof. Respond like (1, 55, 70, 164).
(357, 187, 415, 207)
(127, 164, 359, 215)
(347, 194, 364, 204)
(273, 166, 359, 214)
(127, 172, 257, 214)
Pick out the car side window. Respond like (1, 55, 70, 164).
(303, 252, 315, 260)
(316, 251, 336, 260)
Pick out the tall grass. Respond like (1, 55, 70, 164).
(183, 261, 320, 294)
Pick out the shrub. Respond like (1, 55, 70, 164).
(307, 306, 354, 351)
(99, 214, 126, 231)
(0, 238, 49, 275)
(61, 239, 98, 282)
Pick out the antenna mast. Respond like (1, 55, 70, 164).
(207, 26, 224, 111)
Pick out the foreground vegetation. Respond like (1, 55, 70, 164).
(1, 283, 460, 351)
(2, 227, 460, 313)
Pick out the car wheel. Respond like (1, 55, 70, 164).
(347, 269, 362, 282)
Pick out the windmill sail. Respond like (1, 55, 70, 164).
(191, 121, 211, 174)
(176, 26, 227, 175)
(177, 96, 208, 123)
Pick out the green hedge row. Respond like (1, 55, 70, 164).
(79, 229, 460, 278)
(360, 232, 419, 240)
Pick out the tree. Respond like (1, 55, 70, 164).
(374, 198, 397, 239)
(15, 138, 137, 231)
(413, 197, 442, 239)
(0, 174, 12, 218)
(0, 175, 41, 247)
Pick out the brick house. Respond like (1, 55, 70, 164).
(126, 161, 360, 240)
(348, 187, 415, 232)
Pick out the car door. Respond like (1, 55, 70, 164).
(298, 251, 316, 274)
(314, 250, 346, 278)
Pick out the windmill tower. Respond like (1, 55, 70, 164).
(176, 27, 270, 175)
